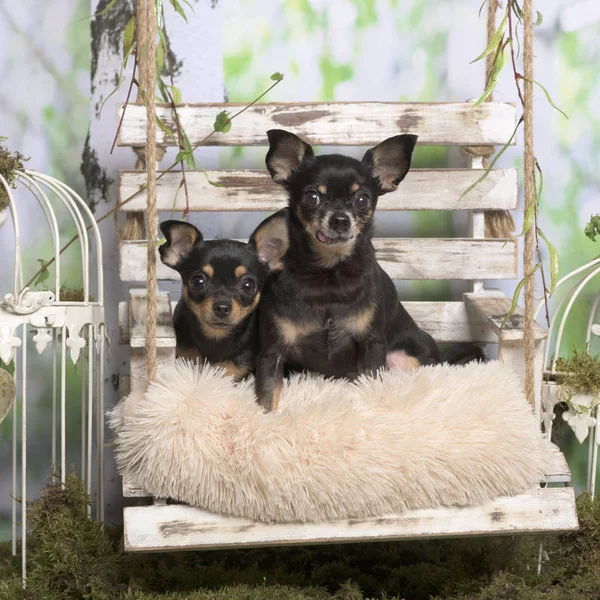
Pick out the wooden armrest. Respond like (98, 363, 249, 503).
(464, 291, 547, 342)
(128, 289, 176, 348)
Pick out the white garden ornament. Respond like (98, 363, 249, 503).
(0, 169, 106, 582)
(537, 257, 600, 495)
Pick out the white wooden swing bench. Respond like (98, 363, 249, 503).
(116, 101, 578, 552)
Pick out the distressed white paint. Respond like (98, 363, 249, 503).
(118, 168, 518, 212)
(120, 239, 518, 282)
(123, 487, 577, 552)
(465, 293, 547, 341)
(117, 102, 517, 147)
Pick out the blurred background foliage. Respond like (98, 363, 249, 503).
(0, 0, 599, 539)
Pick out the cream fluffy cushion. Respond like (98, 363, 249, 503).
(109, 360, 554, 523)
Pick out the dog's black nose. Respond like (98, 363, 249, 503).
(213, 301, 232, 317)
(329, 211, 351, 233)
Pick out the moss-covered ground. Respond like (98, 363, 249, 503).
(1, 475, 598, 600)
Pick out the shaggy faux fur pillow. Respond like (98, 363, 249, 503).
(109, 360, 554, 523)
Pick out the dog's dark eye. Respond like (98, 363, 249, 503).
(304, 191, 320, 208)
(355, 195, 369, 210)
(189, 274, 206, 291)
(240, 277, 256, 294)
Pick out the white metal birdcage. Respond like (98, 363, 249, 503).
(0, 169, 106, 582)
(538, 257, 600, 496)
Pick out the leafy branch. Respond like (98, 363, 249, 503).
(465, 0, 568, 326)
(23, 74, 283, 291)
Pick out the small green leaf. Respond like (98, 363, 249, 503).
(157, 78, 170, 103)
(156, 38, 165, 76)
(123, 15, 135, 58)
(460, 117, 522, 200)
(214, 110, 232, 133)
(35, 259, 49, 287)
(168, 85, 182, 104)
(584, 214, 600, 241)
(169, 0, 188, 22)
(155, 115, 178, 144)
(510, 200, 536, 241)
(175, 150, 188, 164)
(201, 167, 224, 187)
(512, 0, 523, 19)
(470, 11, 507, 64)
(181, 133, 196, 168)
(502, 263, 540, 328)
(469, 47, 505, 111)
(94, 0, 118, 17)
(537, 228, 559, 294)
(524, 77, 568, 120)
(535, 11, 543, 26)
(98, 42, 136, 116)
(270, 72, 284, 81)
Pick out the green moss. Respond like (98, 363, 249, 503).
(2, 478, 600, 600)
(555, 347, 600, 404)
(0, 137, 28, 211)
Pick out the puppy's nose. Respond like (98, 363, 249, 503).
(329, 211, 351, 233)
(213, 301, 232, 317)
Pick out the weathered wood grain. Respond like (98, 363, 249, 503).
(464, 292, 547, 341)
(120, 239, 517, 282)
(123, 487, 577, 552)
(117, 102, 517, 147)
(118, 169, 518, 212)
(119, 299, 495, 345)
(128, 289, 176, 348)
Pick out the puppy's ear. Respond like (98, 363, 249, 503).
(362, 134, 418, 194)
(159, 220, 203, 270)
(249, 209, 290, 273)
(265, 130, 314, 185)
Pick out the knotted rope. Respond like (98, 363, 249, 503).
(137, 0, 158, 383)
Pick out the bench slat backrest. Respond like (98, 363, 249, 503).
(117, 101, 517, 342)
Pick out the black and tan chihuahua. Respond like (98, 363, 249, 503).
(252, 129, 483, 411)
(159, 219, 274, 380)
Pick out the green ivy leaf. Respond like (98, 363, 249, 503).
(156, 38, 165, 77)
(168, 85, 182, 104)
(155, 115, 178, 144)
(123, 15, 135, 59)
(584, 214, 600, 242)
(470, 11, 507, 64)
(214, 110, 232, 133)
(94, 0, 118, 17)
(535, 11, 543, 26)
(537, 228, 559, 294)
(460, 117, 522, 200)
(35, 259, 49, 288)
(270, 72, 284, 81)
(201, 167, 224, 187)
(469, 47, 505, 111)
(523, 77, 568, 120)
(169, 0, 188, 22)
(502, 263, 541, 328)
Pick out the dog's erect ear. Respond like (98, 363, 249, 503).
(249, 209, 290, 273)
(362, 134, 418, 195)
(159, 220, 204, 270)
(265, 130, 314, 185)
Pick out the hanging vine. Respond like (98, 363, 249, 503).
(465, 0, 567, 326)
(25, 0, 284, 291)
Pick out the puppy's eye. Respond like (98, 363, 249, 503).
(355, 195, 369, 210)
(240, 277, 256, 294)
(304, 191, 320, 208)
(189, 274, 206, 291)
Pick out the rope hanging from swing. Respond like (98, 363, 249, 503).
(138, 0, 159, 384)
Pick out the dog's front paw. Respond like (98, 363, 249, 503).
(386, 350, 422, 372)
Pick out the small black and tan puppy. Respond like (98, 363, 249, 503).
(159, 220, 269, 380)
(253, 129, 481, 411)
